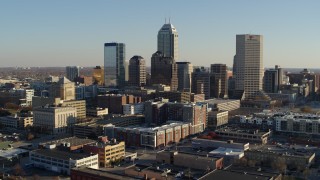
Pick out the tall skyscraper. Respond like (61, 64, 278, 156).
(151, 51, 178, 91)
(233, 34, 263, 99)
(157, 22, 179, 60)
(128, 55, 146, 87)
(104, 42, 125, 88)
(192, 67, 211, 99)
(210, 64, 228, 98)
(66, 66, 80, 82)
(176, 62, 193, 92)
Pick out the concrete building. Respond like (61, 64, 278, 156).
(151, 51, 178, 91)
(104, 42, 126, 88)
(123, 103, 144, 115)
(0, 116, 33, 129)
(157, 22, 178, 60)
(156, 151, 223, 171)
(49, 77, 75, 101)
(86, 108, 108, 117)
(176, 62, 193, 92)
(207, 110, 228, 130)
(83, 140, 125, 167)
(264, 69, 279, 93)
(210, 64, 228, 98)
(61, 100, 86, 120)
(92, 66, 104, 86)
(144, 98, 168, 126)
(155, 91, 205, 103)
(30, 148, 98, 175)
(38, 136, 96, 151)
(128, 55, 146, 87)
(66, 66, 80, 82)
(192, 67, 211, 99)
(204, 99, 240, 111)
(192, 138, 250, 151)
(33, 106, 77, 134)
(233, 34, 263, 99)
(97, 94, 141, 114)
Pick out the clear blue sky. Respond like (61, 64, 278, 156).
(1, 0, 320, 68)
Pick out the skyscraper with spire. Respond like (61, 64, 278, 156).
(157, 21, 179, 60)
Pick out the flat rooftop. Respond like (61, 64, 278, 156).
(202, 170, 275, 180)
(72, 167, 136, 180)
(0, 148, 29, 158)
(39, 136, 96, 147)
(215, 127, 271, 136)
(204, 98, 240, 104)
(32, 149, 95, 160)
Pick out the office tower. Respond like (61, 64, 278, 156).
(66, 66, 80, 82)
(157, 22, 179, 60)
(151, 51, 178, 91)
(49, 77, 75, 101)
(177, 62, 193, 92)
(104, 42, 126, 88)
(128, 56, 146, 87)
(264, 69, 279, 93)
(210, 64, 228, 98)
(191, 67, 211, 99)
(92, 66, 104, 86)
(233, 34, 263, 99)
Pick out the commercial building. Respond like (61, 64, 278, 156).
(83, 140, 125, 167)
(49, 77, 75, 101)
(204, 99, 240, 111)
(176, 62, 193, 92)
(71, 166, 136, 180)
(128, 55, 146, 87)
(157, 22, 178, 60)
(233, 34, 263, 99)
(92, 66, 104, 86)
(60, 100, 86, 120)
(97, 94, 141, 114)
(0, 116, 33, 129)
(207, 110, 228, 130)
(38, 136, 96, 151)
(155, 91, 205, 103)
(210, 64, 228, 98)
(192, 138, 249, 151)
(86, 107, 108, 117)
(123, 103, 144, 115)
(151, 51, 178, 91)
(66, 66, 80, 82)
(104, 42, 126, 88)
(33, 106, 77, 134)
(156, 151, 223, 171)
(264, 69, 279, 93)
(29, 148, 98, 175)
(215, 127, 271, 144)
(192, 67, 211, 99)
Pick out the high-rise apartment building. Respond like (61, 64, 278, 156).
(92, 66, 104, 86)
(151, 51, 178, 91)
(128, 56, 146, 87)
(210, 64, 228, 98)
(157, 23, 179, 60)
(177, 62, 193, 92)
(104, 43, 125, 88)
(66, 66, 80, 82)
(233, 34, 263, 99)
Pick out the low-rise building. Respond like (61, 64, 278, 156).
(38, 136, 96, 151)
(86, 108, 108, 117)
(83, 140, 125, 167)
(207, 110, 228, 130)
(204, 99, 240, 111)
(0, 116, 33, 129)
(61, 100, 86, 120)
(192, 138, 249, 151)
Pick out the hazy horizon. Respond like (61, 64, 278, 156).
(1, 0, 320, 68)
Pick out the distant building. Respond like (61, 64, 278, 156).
(92, 66, 104, 86)
(123, 103, 144, 115)
(233, 34, 263, 99)
(66, 66, 80, 82)
(104, 42, 126, 88)
(86, 108, 108, 117)
(210, 64, 228, 98)
(49, 77, 75, 101)
(33, 106, 77, 134)
(192, 67, 211, 99)
(151, 51, 178, 91)
(176, 62, 193, 92)
(128, 56, 146, 87)
(157, 22, 179, 60)
(60, 100, 86, 120)
(97, 94, 141, 114)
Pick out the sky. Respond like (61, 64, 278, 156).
(1, 0, 320, 68)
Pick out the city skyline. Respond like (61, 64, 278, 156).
(1, 0, 320, 68)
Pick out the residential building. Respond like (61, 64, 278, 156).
(128, 55, 146, 87)
(157, 22, 178, 60)
(233, 34, 263, 99)
(104, 42, 126, 88)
